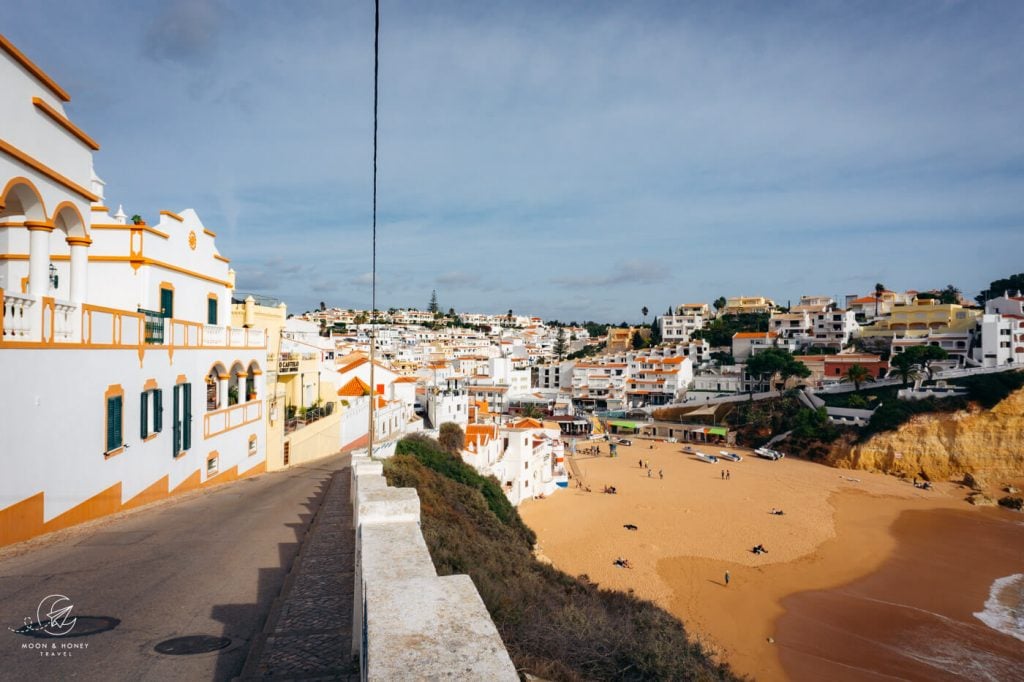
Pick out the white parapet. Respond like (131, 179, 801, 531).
(365, 574, 518, 682)
(350, 455, 518, 680)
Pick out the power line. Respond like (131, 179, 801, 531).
(367, 0, 380, 456)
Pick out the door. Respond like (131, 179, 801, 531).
(160, 287, 174, 318)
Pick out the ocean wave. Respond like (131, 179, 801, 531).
(973, 573, 1024, 643)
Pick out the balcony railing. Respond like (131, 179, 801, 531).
(1, 290, 266, 352)
(139, 308, 165, 344)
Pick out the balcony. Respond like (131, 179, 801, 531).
(0, 290, 265, 352)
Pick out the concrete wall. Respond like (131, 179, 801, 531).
(349, 454, 517, 681)
(281, 410, 340, 467)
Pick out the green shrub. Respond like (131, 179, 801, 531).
(384, 436, 738, 681)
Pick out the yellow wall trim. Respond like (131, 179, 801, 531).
(0, 34, 71, 102)
(32, 97, 100, 150)
(160, 210, 184, 222)
(0, 138, 99, 202)
(91, 205, 108, 212)
(203, 228, 217, 237)
(213, 254, 230, 263)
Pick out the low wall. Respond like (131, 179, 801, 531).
(282, 411, 341, 467)
(349, 453, 518, 681)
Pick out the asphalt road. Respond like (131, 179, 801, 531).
(0, 454, 348, 681)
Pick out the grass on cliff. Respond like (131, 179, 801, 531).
(384, 434, 739, 682)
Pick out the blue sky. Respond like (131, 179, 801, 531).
(6, 1, 1024, 322)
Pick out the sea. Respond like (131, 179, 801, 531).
(974, 573, 1024, 643)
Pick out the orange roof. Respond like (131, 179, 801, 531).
(393, 376, 418, 383)
(508, 418, 543, 429)
(851, 296, 880, 304)
(337, 376, 371, 397)
(733, 331, 777, 339)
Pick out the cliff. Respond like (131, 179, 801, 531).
(827, 387, 1024, 481)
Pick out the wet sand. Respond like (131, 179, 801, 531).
(519, 439, 1022, 680)
(776, 507, 1024, 681)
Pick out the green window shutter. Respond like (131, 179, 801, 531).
(154, 389, 163, 433)
(207, 298, 217, 325)
(160, 288, 174, 318)
(173, 385, 181, 455)
(182, 382, 192, 451)
(140, 391, 149, 439)
(107, 395, 122, 451)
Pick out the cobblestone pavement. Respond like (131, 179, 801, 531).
(238, 459, 359, 680)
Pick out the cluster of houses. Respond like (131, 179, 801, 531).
(2, 34, 1022, 546)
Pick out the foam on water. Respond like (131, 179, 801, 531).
(974, 573, 1024, 643)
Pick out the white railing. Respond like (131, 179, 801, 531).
(2, 292, 36, 340)
(203, 324, 225, 346)
(53, 300, 77, 342)
(229, 327, 246, 346)
(246, 328, 265, 346)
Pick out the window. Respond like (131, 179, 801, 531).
(207, 297, 218, 325)
(106, 394, 123, 453)
(172, 382, 192, 456)
(140, 388, 163, 439)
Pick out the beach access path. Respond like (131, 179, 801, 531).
(0, 454, 354, 681)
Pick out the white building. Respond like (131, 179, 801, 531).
(810, 309, 859, 350)
(660, 303, 708, 343)
(0, 37, 266, 547)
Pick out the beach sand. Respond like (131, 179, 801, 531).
(519, 439, 1023, 680)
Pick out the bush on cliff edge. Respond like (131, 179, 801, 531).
(385, 435, 738, 681)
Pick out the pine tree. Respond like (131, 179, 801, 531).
(428, 290, 439, 313)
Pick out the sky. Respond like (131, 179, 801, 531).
(6, 1, 1024, 322)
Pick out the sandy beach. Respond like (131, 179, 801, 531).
(519, 438, 1024, 680)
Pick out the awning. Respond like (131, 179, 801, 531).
(707, 426, 728, 436)
(608, 420, 639, 430)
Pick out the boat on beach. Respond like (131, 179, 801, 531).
(694, 452, 719, 463)
(755, 447, 784, 460)
(719, 451, 743, 462)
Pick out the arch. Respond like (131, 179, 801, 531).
(0, 176, 47, 221)
(206, 362, 226, 411)
(50, 201, 88, 238)
(245, 361, 261, 402)
(228, 361, 246, 406)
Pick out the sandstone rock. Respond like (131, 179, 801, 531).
(1006, 486, 1020, 494)
(967, 493, 996, 506)
(826, 385, 1024, 481)
(963, 472, 984, 490)
(997, 496, 1023, 511)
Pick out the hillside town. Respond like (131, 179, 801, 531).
(3, 24, 1024, 544)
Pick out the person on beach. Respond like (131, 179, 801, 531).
(647, 468, 652, 478)
(659, 469, 663, 479)
(639, 458, 643, 468)
(721, 470, 725, 480)
(727, 469, 731, 480)
(725, 570, 730, 586)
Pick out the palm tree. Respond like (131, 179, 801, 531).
(874, 282, 885, 319)
(841, 363, 873, 392)
(641, 306, 649, 326)
(888, 354, 920, 386)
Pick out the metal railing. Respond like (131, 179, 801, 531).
(138, 308, 165, 344)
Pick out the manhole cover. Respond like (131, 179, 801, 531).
(12, 616, 120, 639)
(154, 635, 232, 655)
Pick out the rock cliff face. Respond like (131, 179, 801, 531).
(827, 388, 1024, 481)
